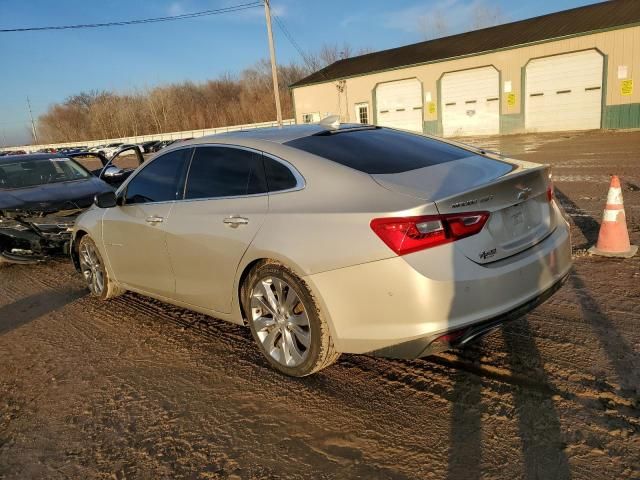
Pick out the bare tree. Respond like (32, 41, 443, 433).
(471, 3, 506, 29)
(417, 10, 449, 40)
(36, 44, 368, 143)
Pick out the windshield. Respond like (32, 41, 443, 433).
(0, 157, 91, 189)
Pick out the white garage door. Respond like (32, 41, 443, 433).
(375, 79, 423, 132)
(525, 50, 603, 132)
(441, 66, 500, 137)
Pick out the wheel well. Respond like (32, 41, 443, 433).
(237, 258, 266, 325)
(71, 230, 89, 271)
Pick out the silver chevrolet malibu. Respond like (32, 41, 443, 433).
(71, 123, 572, 376)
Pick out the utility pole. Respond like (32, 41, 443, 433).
(26, 97, 39, 145)
(263, 0, 282, 126)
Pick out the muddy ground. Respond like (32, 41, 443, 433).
(1, 130, 639, 479)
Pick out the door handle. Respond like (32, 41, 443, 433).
(145, 215, 164, 224)
(223, 216, 249, 227)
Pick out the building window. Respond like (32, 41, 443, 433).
(302, 113, 320, 124)
(355, 103, 369, 124)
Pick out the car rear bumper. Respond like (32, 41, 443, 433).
(306, 209, 572, 355)
(367, 270, 569, 359)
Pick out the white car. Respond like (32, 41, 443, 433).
(99, 143, 124, 158)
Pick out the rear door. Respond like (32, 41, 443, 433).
(102, 148, 192, 296)
(165, 145, 268, 313)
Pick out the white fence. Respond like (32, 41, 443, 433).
(6, 119, 296, 153)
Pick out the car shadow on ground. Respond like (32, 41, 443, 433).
(0, 287, 85, 336)
(554, 188, 600, 249)
(569, 273, 639, 395)
(445, 320, 571, 480)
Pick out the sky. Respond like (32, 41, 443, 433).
(0, 0, 600, 146)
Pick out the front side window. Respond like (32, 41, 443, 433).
(124, 148, 191, 204)
(184, 146, 266, 200)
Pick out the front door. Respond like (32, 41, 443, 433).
(102, 147, 192, 297)
(165, 146, 269, 313)
(103, 202, 175, 295)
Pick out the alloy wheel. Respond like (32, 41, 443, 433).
(250, 276, 311, 367)
(79, 241, 105, 296)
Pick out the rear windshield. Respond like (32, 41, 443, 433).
(284, 128, 472, 174)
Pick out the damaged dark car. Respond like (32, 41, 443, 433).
(0, 153, 116, 265)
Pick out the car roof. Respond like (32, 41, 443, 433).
(182, 123, 368, 146)
(0, 153, 67, 164)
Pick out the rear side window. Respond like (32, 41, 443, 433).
(185, 147, 266, 199)
(284, 128, 472, 174)
(124, 148, 191, 204)
(264, 157, 298, 192)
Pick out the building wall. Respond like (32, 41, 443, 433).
(292, 25, 640, 135)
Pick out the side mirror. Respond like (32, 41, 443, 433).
(102, 166, 123, 178)
(94, 191, 117, 209)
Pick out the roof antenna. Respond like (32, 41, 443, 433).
(319, 115, 341, 130)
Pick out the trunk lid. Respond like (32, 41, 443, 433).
(372, 155, 555, 264)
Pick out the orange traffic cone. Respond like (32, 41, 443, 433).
(588, 175, 637, 258)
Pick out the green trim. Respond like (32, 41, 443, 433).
(500, 114, 525, 134)
(291, 89, 297, 124)
(521, 65, 526, 127)
(498, 68, 503, 133)
(291, 22, 640, 90)
(601, 54, 608, 128)
(436, 77, 443, 136)
(603, 103, 640, 129)
(372, 85, 378, 125)
(419, 80, 425, 134)
(423, 120, 439, 135)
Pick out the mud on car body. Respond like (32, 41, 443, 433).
(0, 148, 143, 264)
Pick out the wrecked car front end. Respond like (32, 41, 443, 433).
(0, 208, 81, 264)
(0, 153, 114, 265)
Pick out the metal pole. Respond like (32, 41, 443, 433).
(26, 97, 38, 144)
(264, 0, 282, 126)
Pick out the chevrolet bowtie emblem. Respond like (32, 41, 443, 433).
(516, 186, 533, 201)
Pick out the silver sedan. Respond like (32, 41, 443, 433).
(71, 123, 572, 376)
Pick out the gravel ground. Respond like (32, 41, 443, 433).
(1, 130, 639, 479)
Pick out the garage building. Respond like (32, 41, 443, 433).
(291, 0, 640, 137)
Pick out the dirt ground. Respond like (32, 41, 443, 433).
(1, 130, 639, 479)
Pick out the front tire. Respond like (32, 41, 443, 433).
(78, 235, 124, 300)
(242, 261, 340, 377)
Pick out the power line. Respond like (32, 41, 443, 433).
(272, 14, 314, 69)
(0, 2, 262, 33)
(272, 13, 332, 83)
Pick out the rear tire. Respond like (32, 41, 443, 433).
(242, 261, 340, 377)
(78, 235, 124, 300)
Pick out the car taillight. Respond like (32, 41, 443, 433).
(370, 212, 489, 255)
(547, 172, 554, 202)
